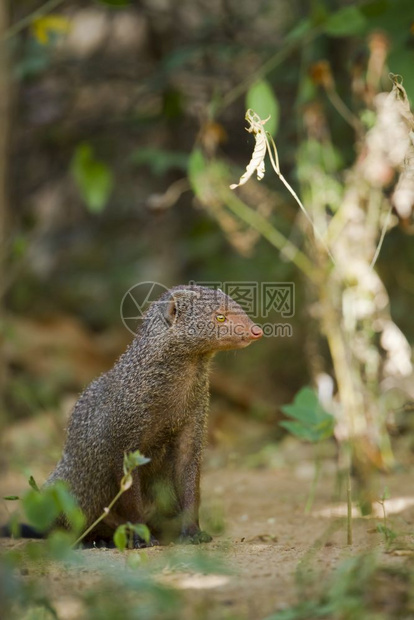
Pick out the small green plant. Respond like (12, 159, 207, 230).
(280, 387, 335, 515)
(71, 142, 114, 213)
(73, 449, 150, 547)
(265, 552, 413, 620)
(114, 522, 151, 551)
(4, 475, 85, 540)
(376, 488, 398, 548)
(4, 450, 151, 549)
(280, 387, 335, 443)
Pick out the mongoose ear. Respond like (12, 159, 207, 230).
(163, 289, 198, 326)
(164, 296, 178, 326)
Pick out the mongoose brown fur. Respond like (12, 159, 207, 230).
(11, 285, 263, 546)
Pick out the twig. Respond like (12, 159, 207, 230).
(325, 87, 363, 135)
(265, 132, 336, 264)
(347, 466, 352, 545)
(224, 189, 319, 283)
(1, 0, 66, 42)
(72, 487, 125, 548)
(215, 28, 320, 113)
(370, 205, 392, 269)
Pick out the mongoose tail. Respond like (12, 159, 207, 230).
(1, 523, 43, 539)
(2, 285, 263, 547)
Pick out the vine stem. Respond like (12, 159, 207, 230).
(215, 28, 320, 113)
(347, 465, 353, 546)
(370, 205, 392, 269)
(224, 189, 319, 283)
(304, 454, 321, 514)
(265, 132, 336, 264)
(72, 486, 125, 548)
(325, 87, 363, 135)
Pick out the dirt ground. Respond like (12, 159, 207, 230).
(1, 415, 414, 620)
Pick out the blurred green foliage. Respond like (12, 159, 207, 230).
(280, 387, 335, 442)
(246, 80, 280, 136)
(265, 553, 414, 620)
(21, 479, 85, 535)
(71, 143, 114, 213)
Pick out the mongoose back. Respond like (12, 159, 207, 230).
(8, 285, 263, 546)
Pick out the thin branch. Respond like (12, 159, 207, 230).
(223, 189, 319, 284)
(72, 486, 125, 548)
(265, 132, 336, 264)
(215, 0, 377, 115)
(1, 0, 66, 42)
(370, 205, 393, 269)
(215, 27, 320, 114)
(325, 87, 363, 135)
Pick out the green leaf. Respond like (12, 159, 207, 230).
(324, 6, 367, 37)
(3, 496, 19, 501)
(310, 0, 329, 26)
(286, 18, 312, 42)
(9, 513, 21, 538)
(281, 387, 321, 424)
(280, 387, 335, 442)
(188, 149, 207, 196)
(46, 530, 78, 561)
(131, 523, 150, 544)
(71, 143, 114, 213)
(114, 525, 128, 551)
(22, 489, 60, 532)
(14, 38, 51, 80)
(388, 50, 414, 104)
(380, 487, 390, 501)
(113, 522, 150, 550)
(51, 482, 85, 534)
(280, 420, 320, 442)
(246, 80, 280, 136)
(23, 482, 85, 534)
(376, 523, 397, 541)
(360, 0, 389, 18)
(28, 476, 40, 492)
(123, 450, 151, 475)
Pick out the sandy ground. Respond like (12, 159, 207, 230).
(1, 417, 414, 620)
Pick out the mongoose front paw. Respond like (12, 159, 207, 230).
(89, 538, 116, 549)
(132, 533, 160, 549)
(178, 530, 213, 545)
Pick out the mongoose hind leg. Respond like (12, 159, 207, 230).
(111, 469, 160, 548)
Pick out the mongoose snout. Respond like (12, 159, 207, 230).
(250, 324, 263, 338)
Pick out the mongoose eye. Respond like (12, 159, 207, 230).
(215, 314, 226, 323)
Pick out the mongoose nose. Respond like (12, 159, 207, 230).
(250, 324, 263, 339)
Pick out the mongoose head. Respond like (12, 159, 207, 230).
(143, 285, 263, 355)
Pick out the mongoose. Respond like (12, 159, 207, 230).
(4, 285, 263, 546)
